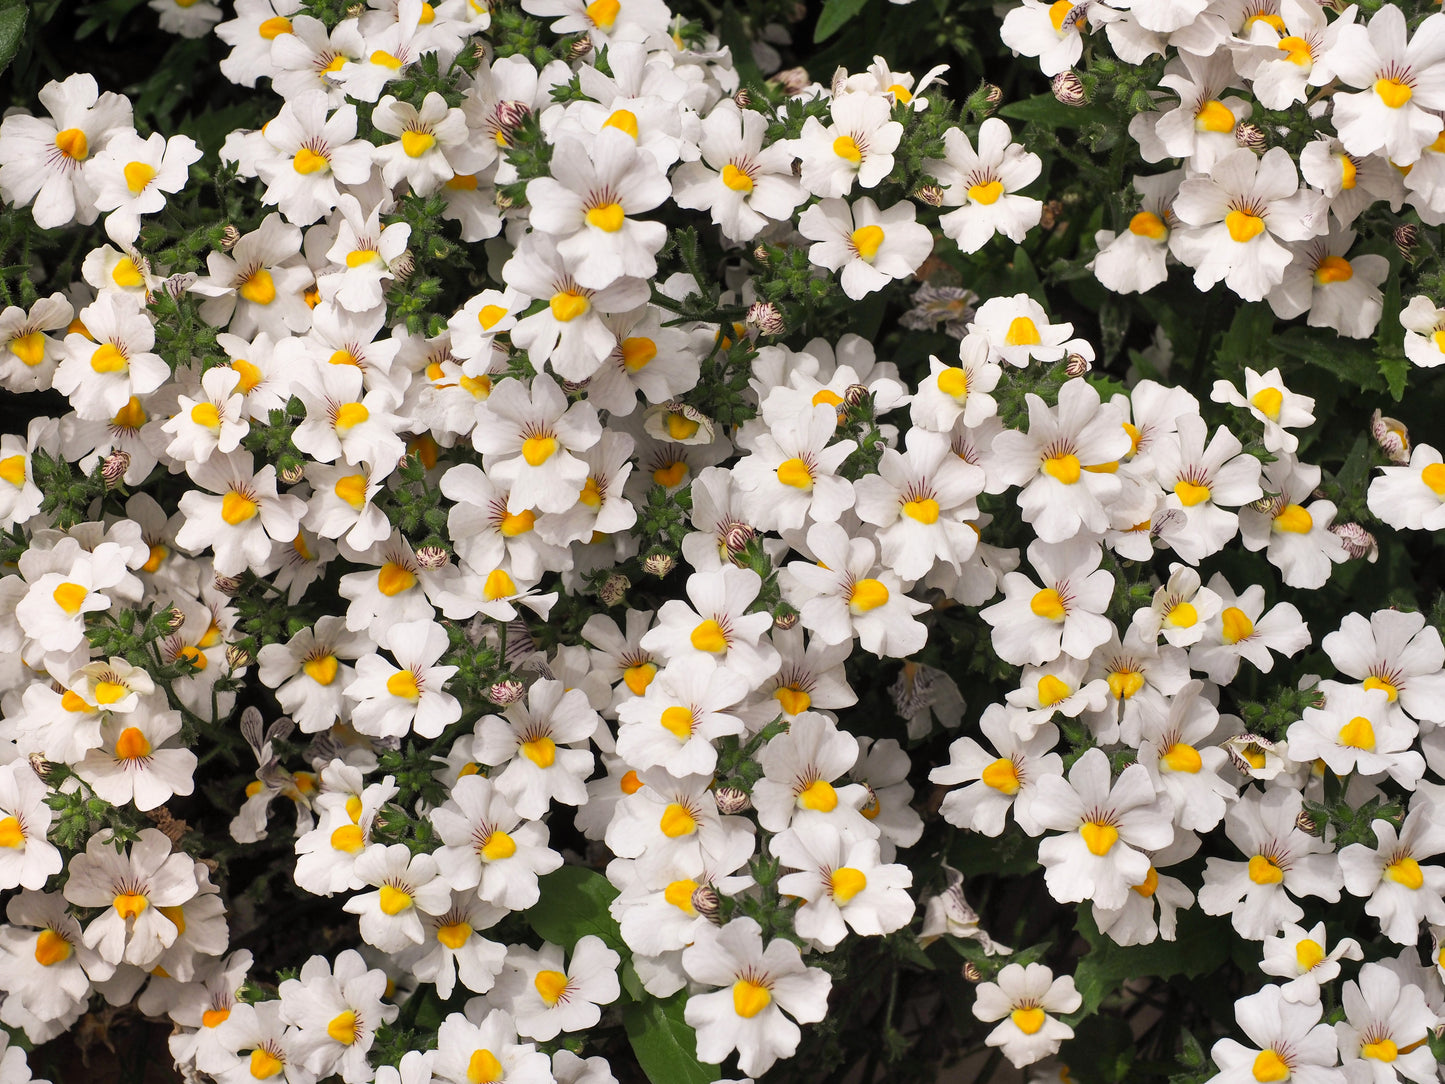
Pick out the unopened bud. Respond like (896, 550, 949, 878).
(1371, 409, 1411, 464)
(488, 679, 526, 706)
(1051, 70, 1087, 106)
(1330, 522, 1379, 563)
(914, 183, 945, 207)
(844, 383, 871, 409)
(1295, 810, 1317, 833)
(714, 786, 751, 815)
(723, 522, 757, 555)
(495, 190, 514, 211)
(773, 608, 799, 630)
(1065, 352, 1092, 377)
(643, 552, 676, 578)
(27, 753, 53, 780)
(753, 244, 771, 264)
(225, 645, 251, 671)
(733, 88, 751, 108)
(102, 450, 130, 489)
(391, 251, 415, 284)
(1395, 223, 1419, 260)
(962, 962, 983, 982)
(221, 225, 241, 250)
(691, 884, 722, 921)
(560, 377, 590, 394)
(278, 462, 305, 485)
(768, 67, 811, 96)
(166, 606, 186, 629)
(163, 272, 195, 301)
(494, 100, 532, 143)
(1234, 122, 1266, 151)
(599, 573, 629, 606)
(346, 2, 365, 16)
(1039, 199, 1063, 230)
(746, 301, 785, 337)
(213, 575, 242, 597)
(983, 83, 1003, 106)
(415, 545, 449, 570)
(566, 33, 593, 61)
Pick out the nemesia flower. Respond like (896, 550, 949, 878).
(797, 196, 933, 301)
(972, 963, 1081, 1069)
(928, 118, 1042, 253)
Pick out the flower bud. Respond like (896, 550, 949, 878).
(962, 962, 983, 982)
(844, 383, 871, 409)
(488, 679, 526, 706)
(691, 884, 722, 922)
(714, 786, 751, 815)
(1065, 352, 1092, 377)
(1330, 522, 1379, 562)
(983, 83, 1003, 107)
(391, 251, 415, 284)
(415, 546, 450, 570)
(1234, 122, 1266, 151)
(166, 606, 186, 629)
(225, 645, 251, 671)
(723, 521, 757, 556)
(746, 301, 785, 337)
(278, 462, 306, 485)
(753, 244, 771, 264)
(495, 190, 514, 211)
(733, 88, 752, 108)
(27, 753, 53, 780)
(599, 573, 629, 606)
(914, 183, 945, 207)
(643, 552, 676, 578)
(1295, 809, 1317, 833)
(1395, 223, 1419, 260)
(768, 67, 811, 96)
(773, 608, 800, 630)
(221, 225, 241, 250)
(494, 99, 532, 142)
(1371, 408, 1410, 463)
(213, 575, 242, 597)
(1051, 70, 1087, 106)
(566, 33, 593, 61)
(102, 450, 130, 489)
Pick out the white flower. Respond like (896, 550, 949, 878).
(62, 828, 198, 968)
(84, 129, 202, 245)
(1368, 443, 1445, 530)
(798, 196, 933, 300)
(773, 818, 914, 949)
(972, 963, 1081, 1069)
(931, 706, 1063, 835)
(1288, 681, 1424, 789)
(373, 91, 479, 195)
(344, 844, 452, 953)
(732, 403, 857, 532)
(1335, 963, 1440, 1083)
(428, 775, 563, 910)
(1209, 985, 1341, 1084)
(671, 101, 805, 243)
(0, 763, 62, 892)
(1325, 6, 1445, 166)
(1210, 366, 1315, 455)
(1338, 803, 1445, 946)
(681, 917, 832, 1078)
(474, 679, 599, 819)
(797, 92, 904, 197)
(253, 90, 372, 225)
(1259, 921, 1363, 1005)
(492, 936, 621, 1041)
(980, 537, 1115, 667)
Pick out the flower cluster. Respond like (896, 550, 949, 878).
(0, 0, 1442, 1081)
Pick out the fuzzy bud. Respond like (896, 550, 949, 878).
(733, 88, 751, 108)
(746, 301, 785, 337)
(1395, 223, 1419, 260)
(495, 190, 514, 212)
(1371, 409, 1411, 464)
(691, 884, 722, 922)
(221, 225, 241, 250)
(643, 552, 676, 578)
(415, 546, 450, 570)
(391, 251, 415, 284)
(983, 83, 1003, 105)
(768, 67, 811, 96)
(773, 608, 800, 630)
(753, 244, 771, 264)
(165, 606, 186, 630)
(278, 462, 306, 485)
(1234, 122, 1266, 151)
(1039, 199, 1063, 230)
(27, 753, 53, 781)
(914, 183, 945, 207)
(599, 573, 630, 606)
(566, 33, 594, 61)
(1330, 522, 1379, 563)
(1065, 352, 1092, 377)
(714, 786, 751, 815)
(213, 575, 242, 597)
(1051, 70, 1087, 106)
(101, 450, 130, 489)
(494, 99, 532, 141)
(962, 962, 983, 982)
(488, 679, 526, 706)
(723, 522, 757, 556)
(225, 645, 251, 671)
(1295, 809, 1317, 833)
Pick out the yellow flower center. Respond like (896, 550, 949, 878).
(1174, 480, 1211, 506)
(1080, 821, 1118, 855)
(522, 435, 558, 465)
(1337, 715, 1375, 751)
(1108, 669, 1144, 699)
(331, 824, 366, 853)
(521, 735, 556, 767)
(851, 224, 885, 262)
(776, 456, 814, 489)
(1011, 1006, 1047, 1034)
(665, 879, 699, 913)
(585, 0, 620, 28)
(467, 1049, 503, 1084)
(113, 892, 149, 920)
(8, 330, 46, 367)
(386, 669, 420, 701)
(239, 268, 277, 306)
(1248, 854, 1285, 884)
(1363, 675, 1399, 701)
(1222, 607, 1255, 644)
(55, 127, 89, 160)
(112, 257, 145, 289)
(481, 830, 516, 861)
(830, 867, 867, 904)
(1030, 588, 1066, 621)
(722, 163, 754, 192)
(378, 561, 416, 596)
(732, 979, 772, 1018)
(848, 578, 890, 613)
(115, 726, 152, 760)
(1225, 209, 1266, 243)
(124, 161, 157, 194)
(222, 490, 259, 525)
(832, 135, 863, 163)
(1006, 316, 1040, 346)
(773, 685, 811, 715)
(660, 706, 695, 740)
(1362, 1038, 1398, 1063)
(327, 1011, 359, 1045)
(968, 179, 1003, 205)
(0, 816, 23, 848)
(304, 654, 339, 686)
(691, 619, 729, 653)
(1194, 99, 1236, 132)
(981, 757, 1021, 794)
(483, 569, 516, 600)
(1162, 742, 1202, 773)
(1386, 856, 1424, 889)
(90, 342, 128, 373)
(1252, 1049, 1290, 1082)
(34, 928, 72, 966)
(1421, 462, 1445, 496)
(666, 412, 700, 440)
(903, 497, 940, 523)
(249, 1048, 284, 1079)
(1251, 386, 1283, 420)
(799, 779, 838, 811)
(1037, 674, 1072, 706)
(586, 203, 626, 232)
(623, 662, 656, 696)
(1375, 77, 1413, 108)
(620, 336, 656, 372)
(1295, 938, 1324, 971)
(1133, 867, 1159, 897)
(603, 108, 638, 139)
(437, 921, 471, 949)
(379, 884, 413, 915)
(500, 508, 535, 535)
(1273, 504, 1313, 533)
(52, 582, 88, 615)
(550, 291, 590, 322)
(1129, 211, 1167, 239)
(1314, 256, 1353, 284)
(534, 969, 570, 1006)
(1043, 453, 1081, 484)
(660, 802, 697, 837)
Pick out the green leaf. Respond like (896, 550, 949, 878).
(525, 866, 626, 955)
(0, 3, 26, 78)
(999, 93, 1111, 130)
(1379, 351, 1409, 401)
(623, 991, 720, 1084)
(814, 0, 868, 41)
(1272, 327, 1383, 393)
(1067, 906, 1231, 1020)
(1211, 302, 1274, 379)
